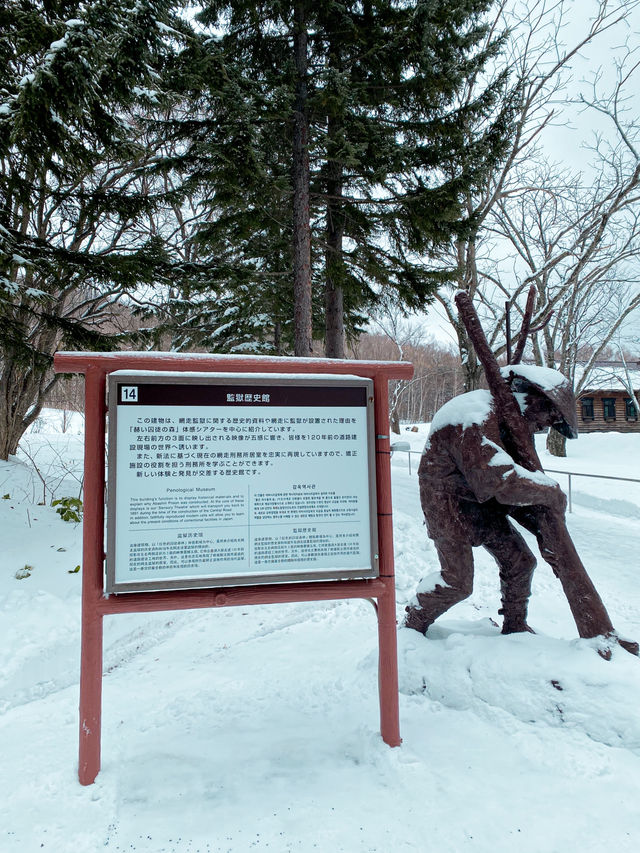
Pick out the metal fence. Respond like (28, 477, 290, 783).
(544, 469, 640, 513)
(390, 447, 640, 513)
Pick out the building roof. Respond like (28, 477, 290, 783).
(575, 361, 640, 394)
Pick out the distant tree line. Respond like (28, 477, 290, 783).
(355, 333, 464, 427)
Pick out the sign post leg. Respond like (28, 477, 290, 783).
(377, 581, 402, 746)
(79, 610, 103, 785)
(78, 367, 107, 785)
(373, 376, 401, 746)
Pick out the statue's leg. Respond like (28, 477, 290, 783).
(481, 517, 536, 634)
(404, 537, 474, 634)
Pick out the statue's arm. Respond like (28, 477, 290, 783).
(456, 429, 566, 511)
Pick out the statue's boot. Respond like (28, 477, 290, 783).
(500, 613, 534, 635)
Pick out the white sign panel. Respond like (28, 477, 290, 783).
(106, 372, 378, 592)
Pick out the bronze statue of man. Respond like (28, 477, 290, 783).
(407, 288, 637, 656)
(404, 365, 586, 637)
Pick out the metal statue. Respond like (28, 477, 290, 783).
(404, 289, 638, 657)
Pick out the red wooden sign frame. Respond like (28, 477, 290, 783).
(54, 351, 413, 785)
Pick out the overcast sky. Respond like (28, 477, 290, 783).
(417, 0, 640, 349)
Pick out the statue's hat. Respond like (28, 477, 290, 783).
(501, 364, 578, 439)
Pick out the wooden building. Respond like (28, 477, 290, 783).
(575, 362, 640, 434)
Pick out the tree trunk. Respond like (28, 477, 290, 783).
(324, 140, 345, 356)
(325, 275, 344, 358)
(273, 320, 282, 355)
(456, 322, 483, 392)
(323, 44, 345, 358)
(546, 426, 567, 457)
(0, 419, 21, 461)
(0, 362, 53, 460)
(292, 1, 313, 357)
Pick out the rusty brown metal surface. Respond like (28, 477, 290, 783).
(405, 292, 637, 658)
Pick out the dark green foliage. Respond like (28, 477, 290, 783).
(0, 0, 517, 455)
(52, 495, 83, 522)
(157, 0, 515, 354)
(0, 0, 186, 458)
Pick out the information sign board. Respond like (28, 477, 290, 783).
(106, 371, 378, 592)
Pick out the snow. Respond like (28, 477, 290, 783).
(109, 369, 369, 382)
(155, 21, 182, 37)
(131, 87, 160, 103)
(0, 278, 19, 295)
(428, 388, 493, 434)
(574, 362, 640, 392)
(414, 570, 450, 596)
(57, 350, 410, 368)
(2, 411, 640, 851)
(482, 437, 559, 487)
(501, 364, 567, 390)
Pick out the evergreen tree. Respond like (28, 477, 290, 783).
(160, 0, 515, 357)
(0, 0, 184, 458)
(313, 0, 515, 356)
(151, 0, 308, 355)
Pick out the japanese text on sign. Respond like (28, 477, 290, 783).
(106, 373, 377, 592)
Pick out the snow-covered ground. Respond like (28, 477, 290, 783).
(2, 412, 640, 852)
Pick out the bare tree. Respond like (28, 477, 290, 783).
(488, 41, 640, 453)
(432, 0, 638, 390)
(363, 305, 426, 433)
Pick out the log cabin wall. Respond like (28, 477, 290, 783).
(577, 391, 640, 433)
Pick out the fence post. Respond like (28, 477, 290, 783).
(567, 473, 572, 514)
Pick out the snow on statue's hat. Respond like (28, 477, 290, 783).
(500, 364, 579, 439)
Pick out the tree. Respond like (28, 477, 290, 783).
(430, 0, 638, 392)
(0, 0, 184, 459)
(153, 0, 307, 355)
(312, 0, 515, 357)
(292, 0, 313, 355)
(491, 151, 640, 453)
(485, 32, 640, 455)
(162, 0, 515, 357)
